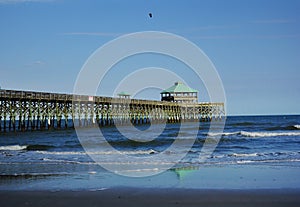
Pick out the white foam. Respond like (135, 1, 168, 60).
(38, 151, 86, 155)
(240, 131, 300, 137)
(0, 145, 27, 151)
(236, 160, 256, 164)
(231, 153, 259, 157)
(37, 149, 158, 156)
(208, 131, 300, 138)
(0, 172, 70, 176)
(207, 132, 238, 137)
(237, 159, 300, 164)
(41, 158, 83, 164)
(120, 149, 158, 155)
(89, 188, 107, 191)
(294, 125, 300, 129)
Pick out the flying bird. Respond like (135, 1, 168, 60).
(148, 13, 153, 18)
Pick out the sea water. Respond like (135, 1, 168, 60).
(1, 115, 300, 190)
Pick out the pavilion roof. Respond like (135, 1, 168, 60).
(161, 82, 198, 94)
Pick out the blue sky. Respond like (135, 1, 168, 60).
(0, 0, 299, 115)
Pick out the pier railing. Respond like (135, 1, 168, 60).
(0, 89, 225, 132)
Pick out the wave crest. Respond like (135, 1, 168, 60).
(37, 149, 158, 155)
(294, 125, 300, 129)
(266, 124, 300, 131)
(240, 131, 300, 137)
(0, 145, 27, 151)
(208, 131, 300, 138)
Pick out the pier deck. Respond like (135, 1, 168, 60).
(0, 89, 225, 132)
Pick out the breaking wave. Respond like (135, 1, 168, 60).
(0, 145, 27, 151)
(208, 131, 300, 138)
(37, 149, 158, 155)
(266, 124, 300, 131)
(0, 144, 55, 151)
(294, 125, 300, 129)
(240, 131, 300, 137)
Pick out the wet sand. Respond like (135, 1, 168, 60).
(1, 188, 300, 207)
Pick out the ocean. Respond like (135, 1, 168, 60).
(1, 115, 300, 190)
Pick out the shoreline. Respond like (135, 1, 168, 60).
(1, 165, 300, 191)
(1, 188, 300, 207)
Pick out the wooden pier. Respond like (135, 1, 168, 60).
(0, 89, 225, 132)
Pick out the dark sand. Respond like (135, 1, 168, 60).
(1, 188, 300, 207)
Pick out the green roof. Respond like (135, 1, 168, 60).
(161, 82, 198, 94)
(117, 91, 131, 96)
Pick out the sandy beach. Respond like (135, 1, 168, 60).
(1, 188, 300, 207)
